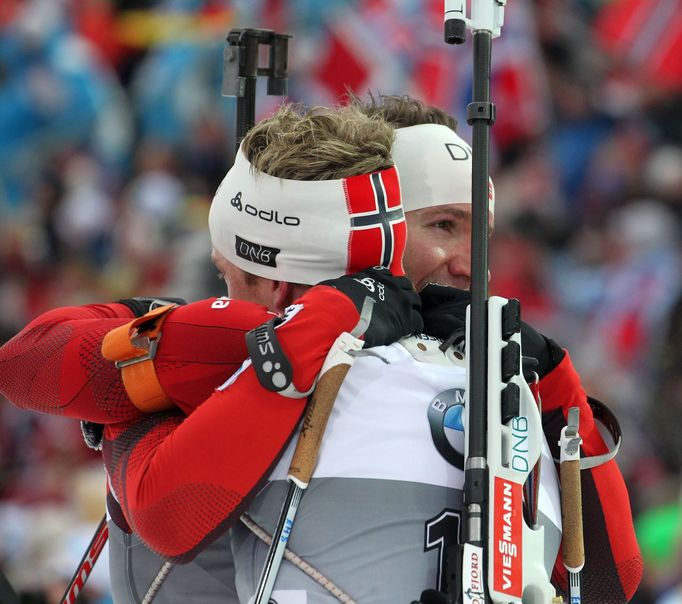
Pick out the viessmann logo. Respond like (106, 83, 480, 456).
(230, 192, 301, 226)
(493, 477, 522, 598)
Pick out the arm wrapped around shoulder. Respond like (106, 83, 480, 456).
(246, 267, 422, 397)
(419, 283, 565, 377)
(111, 297, 276, 415)
(318, 266, 423, 347)
(0, 302, 137, 421)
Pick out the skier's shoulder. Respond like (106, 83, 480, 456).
(356, 334, 465, 372)
(397, 333, 466, 369)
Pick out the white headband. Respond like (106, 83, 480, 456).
(209, 147, 407, 285)
(393, 124, 495, 214)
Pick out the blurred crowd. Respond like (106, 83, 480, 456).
(0, 0, 681, 602)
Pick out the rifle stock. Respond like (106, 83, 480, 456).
(481, 298, 558, 603)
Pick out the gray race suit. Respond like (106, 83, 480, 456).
(107, 521, 238, 603)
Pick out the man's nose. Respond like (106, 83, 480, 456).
(446, 252, 472, 290)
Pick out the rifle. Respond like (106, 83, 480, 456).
(443, 2, 563, 602)
(222, 28, 292, 156)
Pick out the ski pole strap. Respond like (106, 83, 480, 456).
(579, 396, 622, 470)
(551, 397, 622, 470)
(102, 304, 177, 412)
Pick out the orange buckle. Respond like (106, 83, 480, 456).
(102, 304, 177, 413)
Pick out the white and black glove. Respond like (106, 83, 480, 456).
(320, 266, 423, 348)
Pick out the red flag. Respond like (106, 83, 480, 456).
(487, 2, 551, 151)
(315, 31, 371, 100)
(491, 53, 547, 151)
(313, 2, 405, 102)
(412, 47, 458, 110)
(595, 0, 682, 90)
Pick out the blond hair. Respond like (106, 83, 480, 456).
(240, 103, 394, 180)
(349, 92, 458, 131)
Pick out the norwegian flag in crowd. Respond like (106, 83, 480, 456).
(594, 0, 682, 91)
(297, 0, 550, 154)
(486, 0, 551, 152)
(312, 0, 406, 101)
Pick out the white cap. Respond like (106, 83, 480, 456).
(393, 124, 495, 214)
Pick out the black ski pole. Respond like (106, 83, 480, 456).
(443, 4, 562, 604)
(444, 1, 502, 602)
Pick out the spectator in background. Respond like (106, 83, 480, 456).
(0, 0, 132, 211)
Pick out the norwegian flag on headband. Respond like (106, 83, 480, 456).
(344, 168, 406, 276)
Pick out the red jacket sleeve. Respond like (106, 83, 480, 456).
(152, 298, 276, 415)
(540, 353, 643, 603)
(0, 298, 274, 422)
(0, 302, 140, 422)
(102, 286, 361, 562)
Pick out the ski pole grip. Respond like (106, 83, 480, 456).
(288, 362, 352, 486)
(560, 457, 585, 571)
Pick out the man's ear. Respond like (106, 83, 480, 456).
(273, 281, 296, 314)
(273, 282, 310, 314)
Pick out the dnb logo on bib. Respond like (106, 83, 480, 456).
(427, 388, 465, 470)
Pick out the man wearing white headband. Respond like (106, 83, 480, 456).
(0, 103, 423, 602)
(354, 95, 640, 603)
(0, 97, 640, 603)
(355, 94, 496, 293)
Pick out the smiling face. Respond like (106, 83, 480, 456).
(389, 124, 495, 290)
(403, 203, 492, 292)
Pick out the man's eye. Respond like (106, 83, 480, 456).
(432, 220, 455, 231)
